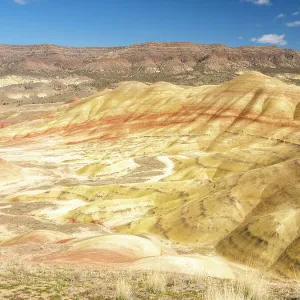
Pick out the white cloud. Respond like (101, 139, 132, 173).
(251, 34, 287, 46)
(13, 0, 38, 5)
(239, 36, 243, 40)
(245, 0, 271, 5)
(292, 12, 300, 16)
(286, 21, 300, 27)
(276, 13, 285, 19)
(13, 0, 27, 4)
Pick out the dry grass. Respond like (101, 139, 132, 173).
(204, 284, 244, 300)
(116, 278, 132, 300)
(0, 261, 298, 299)
(236, 273, 271, 300)
(145, 271, 168, 293)
(203, 273, 271, 300)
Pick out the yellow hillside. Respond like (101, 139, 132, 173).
(1, 72, 300, 279)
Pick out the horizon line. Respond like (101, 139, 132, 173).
(0, 41, 297, 51)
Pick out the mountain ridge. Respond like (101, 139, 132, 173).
(1, 42, 300, 106)
(1, 42, 300, 81)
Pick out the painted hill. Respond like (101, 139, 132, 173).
(0, 72, 300, 280)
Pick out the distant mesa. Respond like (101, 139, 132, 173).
(0, 42, 300, 95)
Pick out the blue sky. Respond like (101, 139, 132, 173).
(0, 0, 299, 49)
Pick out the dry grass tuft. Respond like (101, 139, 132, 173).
(145, 271, 168, 293)
(203, 273, 271, 300)
(204, 284, 244, 300)
(236, 273, 271, 300)
(116, 277, 132, 300)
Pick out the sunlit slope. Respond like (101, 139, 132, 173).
(2, 71, 300, 147)
(0, 158, 23, 184)
(1, 72, 300, 278)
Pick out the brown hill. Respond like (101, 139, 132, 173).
(1, 42, 300, 87)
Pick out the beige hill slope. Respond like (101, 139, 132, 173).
(0, 158, 23, 184)
(0, 72, 300, 279)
